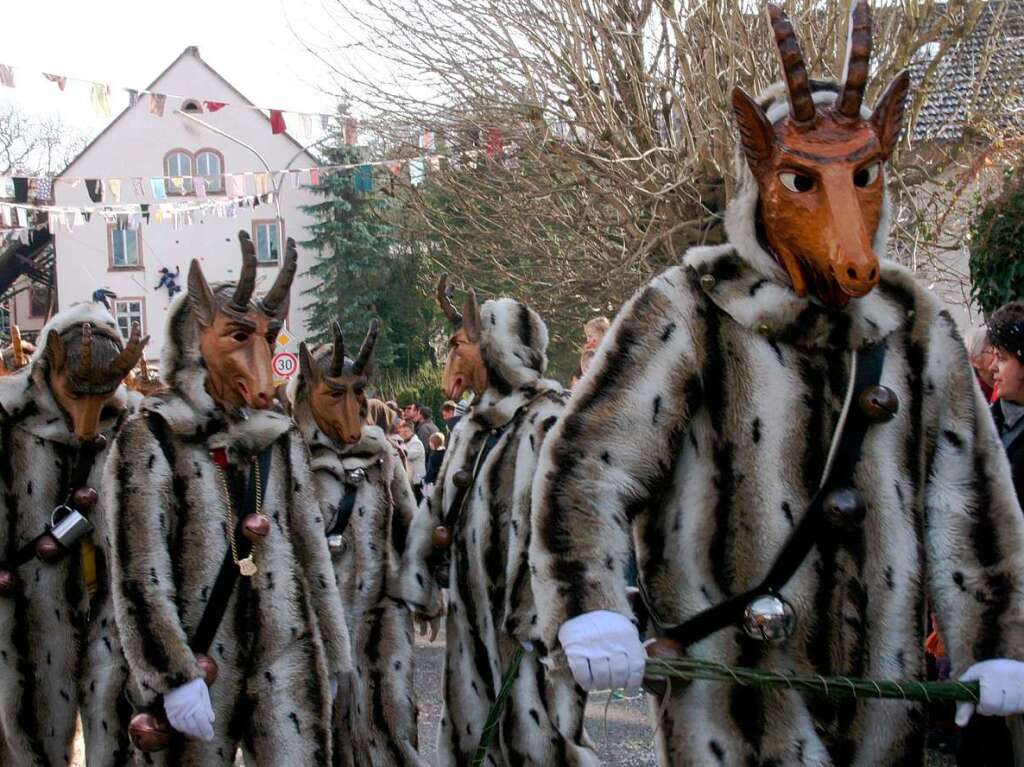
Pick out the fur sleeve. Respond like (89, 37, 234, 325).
(530, 268, 706, 653)
(924, 314, 1024, 675)
(287, 432, 352, 676)
(104, 414, 204, 700)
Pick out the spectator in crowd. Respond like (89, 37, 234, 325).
(441, 400, 460, 434)
(988, 301, 1024, 499)
(966, 326, 997, 401)
(366, 398, 397, 433)
(583, 316, 610, 351)
(402, 403, 418, 422)
(397, 418, 426, 501)
(386, 399, 400, 414)
(580, 349, 596, 377)
(424, 432, 446, 487)
(415, 405, 440, 456)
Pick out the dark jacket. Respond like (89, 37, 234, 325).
(424, 447, 445, 486)
(994, 400, 1024, 505)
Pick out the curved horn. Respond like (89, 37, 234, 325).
(79, 323, 94, 378)
(436, 273, 463, 326)
(330, 321, 346, 377)
(11, 326, 25, 368)
(111, 323, 149, 379)
(836, 0, 872, 119)
(261, 235, 297, 317)
(231, 231, 258, 312)
(353, 320, 380, 375)
(767, 4, 816, 126)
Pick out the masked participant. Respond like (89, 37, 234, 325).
(397, 276, 596, 766)
(530, 4, 1024, 765)
(106, 232, 351, 765)
(0, 326, 34, 375)
(290, 320, 428, 767)
(0, 302, 146, 766)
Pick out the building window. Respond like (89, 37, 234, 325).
(181, 99, 203, 113)
(109, 227, 142, 268)
(164, 150, 194, 194)
(0, 303, 9, 336)
(196, 149, 224, 193)
(29, 284, 50, 317)
(113, 298, 145, 339)
(253, 220, 282, 264)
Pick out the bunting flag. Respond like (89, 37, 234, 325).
(270, 110, 286, 135)
(344, 117, 358, 146)
(43, 73, 67, 90)
(107, 178, 122, 202)
(150, 177, 167, 199)
(409, 159, 425, 186)
(90, 83, 112, 117)
(0, 65, 14, 88)
(204, 100, 226, 112)
(486, 128, 504, 159)
(194, 176, 207, 199)
(85, 179, 104, 203)
(149, 93, 166, 117)
(127, 89, 140, 108)
(354, 164, 374, 192)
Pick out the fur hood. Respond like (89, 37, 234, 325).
(0, 302, 134, 445)
(472, 297, 562, 427)
(144, 288, 290, 454)
(683, 81, 903, 351)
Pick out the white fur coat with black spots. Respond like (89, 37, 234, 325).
(104, 292, 351, 765)
(530, 83, 1024, 767)
(0, 303, 138, 767)
(397, 298, 598, 767)
(291, 358, 427, 767)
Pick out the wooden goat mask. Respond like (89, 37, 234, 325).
(733, 1, 910, 308)
(437, 273, 487, 401)
(300, 320, 379, 445)
(188, 230, 297, 411)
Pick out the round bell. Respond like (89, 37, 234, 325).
(327, 534, 345, 553)
(0, 569, 15, 597)
(128, 712, 172, 752)
(345, 468, 367, 485)
(742, 594, 797, 642)
(857, 385, 899, 423)
(452, 470, 473, 490)
(89, 434, 108, 451)
(823, 487, 867, 529)
(72, 487, 99, 510)
(241, 513, 271, 542)
(35, 534, 63, 564)
(432, 525, 453, 550)
(195, 652, 219, 685)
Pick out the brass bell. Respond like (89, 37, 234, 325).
(128, 711, 172, 752)
(241, 513, 271, 542)
(0, 570, 14, 596)
(742, 594, 797, 642)
(195, 652, 219, 685)
(327, 534, 345, 553)
(857, 385, 899, 423)
(452, 470, 472, 490)
(35, 534, 63, 564)
(823, 487, 866, 529)
(432, 525, 453, 550)
(72, 487, 99, 510)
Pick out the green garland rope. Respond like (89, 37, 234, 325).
(471, 652, 979, 766)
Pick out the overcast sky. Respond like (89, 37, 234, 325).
(1, 0, 346, 140)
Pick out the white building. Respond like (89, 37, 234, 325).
(54, 46, 321, 362)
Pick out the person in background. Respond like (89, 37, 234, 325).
(441, 400, 460, 434)
(424, 432, 446, 487)
(397, 418, 426, 502)
(583, 316, 610, 351)
(966, 326, 997, 402)
(989, 301, 1024, 500)
(415, 405, 439, 457)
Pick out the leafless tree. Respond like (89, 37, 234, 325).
(0, 104, 87, 177)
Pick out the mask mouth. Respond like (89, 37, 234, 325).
(446, 376, 465, 401)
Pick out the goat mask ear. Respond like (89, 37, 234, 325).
(732, 87, 776, 175)
(463, 289, 482, 343)
(44, 329, 67, 372)
(299, 342, 320, 385)
(871, 70, 911, 160)
(187, 259, 218, 328)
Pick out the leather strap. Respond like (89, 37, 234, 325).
(659, 343, 887, 647)
(327, 482, 359, 539)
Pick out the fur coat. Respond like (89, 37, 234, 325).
(397, 298, 597, 767)
(0, 303, 138, 767)
(291, 363, 427, 767)
(104, 293, 351, 765)
(530, 82, 1024, 767)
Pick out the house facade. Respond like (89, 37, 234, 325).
(54, 47, 322, 362)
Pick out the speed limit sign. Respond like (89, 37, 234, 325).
(272, 352, 298, 379)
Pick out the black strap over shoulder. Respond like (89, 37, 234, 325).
(660, 343, 887, 647)
(441, 428, 503, 532)
(328, 483, 360, 539)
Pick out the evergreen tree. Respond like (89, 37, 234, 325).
(301, 141, 437, 374)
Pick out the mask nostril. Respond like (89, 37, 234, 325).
(847, 267, 858, 280)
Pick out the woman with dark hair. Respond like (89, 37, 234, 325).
(989, 300, 1024, 499)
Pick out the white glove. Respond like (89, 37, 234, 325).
(558, 610, 645, 694)
(955, 659, 1024, 727)
(164, 678, 215, 741)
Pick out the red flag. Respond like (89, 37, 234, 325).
(270, 110, 286, 134)
(344, 117, 358, 146)
(486, 128, 503, 159)
(204, 101, 226, 112)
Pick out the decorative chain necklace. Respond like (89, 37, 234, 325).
(215, 457, 262, 577)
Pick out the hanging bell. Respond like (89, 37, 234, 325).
(327, 534, 346, 553)
(452, 469, 473, 490)
(742, 594, 797, 642)
(241, 513, 271, 542)
(345, 467, 367, 486)
(72, 487, 99, 510)
(857, 385, 899, 422)
(128, 711, 172, 753)
(0, 569, 14, 597)
(432, 525, 453, 550)
(195, 652, 219, 685)
(89, 434, 108, 451)
(35, 534, 64, 564)
(823, 487, 867, 529)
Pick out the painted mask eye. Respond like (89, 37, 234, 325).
(779, 171, 815, 193)
(853, 163, 881, 188)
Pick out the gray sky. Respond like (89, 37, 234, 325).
(1, 0, 343, 140)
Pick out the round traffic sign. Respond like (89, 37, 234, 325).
(272, 351, 298, 378)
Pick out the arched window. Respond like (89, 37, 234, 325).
(195, 149, 224, 194)
(181, 99, 203, 113)
(164, 150, 194, 194)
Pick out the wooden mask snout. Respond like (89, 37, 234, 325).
(437, 273, 486, 400)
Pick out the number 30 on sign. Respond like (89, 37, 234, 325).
(272, 352, 298, 379)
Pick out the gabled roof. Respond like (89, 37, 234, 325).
(58, 46, 319, 178)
